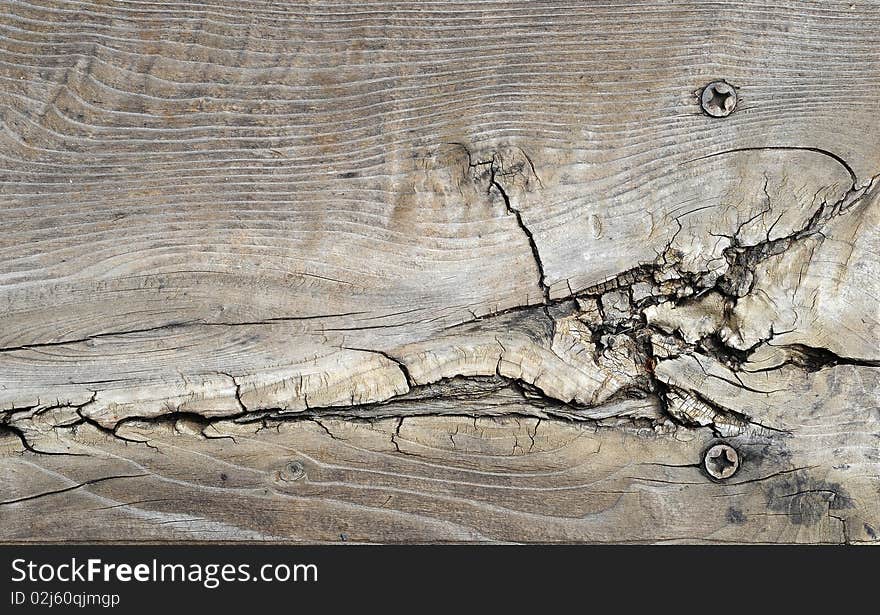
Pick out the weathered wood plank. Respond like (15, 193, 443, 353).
(1, 1, 878, 543)
(1, 359, 876, 543)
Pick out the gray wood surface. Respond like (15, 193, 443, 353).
(1, 0, 878, 543)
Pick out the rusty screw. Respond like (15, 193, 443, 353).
(700, 81, 737, 117)
(704, 443, 739, 479)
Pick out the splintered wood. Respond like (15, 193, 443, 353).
(1, 1, 878, 543)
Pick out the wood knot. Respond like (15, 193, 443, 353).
(275, 460, 306, 483)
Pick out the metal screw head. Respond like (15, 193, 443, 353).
(700, 81, 737, 117)
(704, 443, 739, 479)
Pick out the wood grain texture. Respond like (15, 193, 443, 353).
(1, 0, 878, 543)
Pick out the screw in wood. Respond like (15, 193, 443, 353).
(700, 81, 737, 117)
(703, 443, 739, 479)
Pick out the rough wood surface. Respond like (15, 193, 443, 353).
(1, 0, 878, 543)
